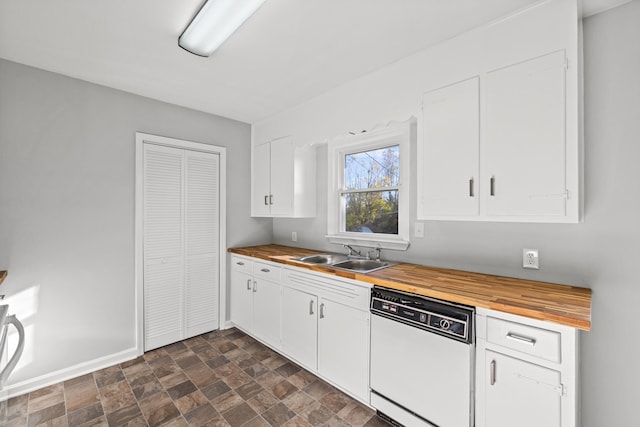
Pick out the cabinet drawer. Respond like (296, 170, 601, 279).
(283, 268, 370, 310)
(487, 317, 560, 363)
(253, 261, 281, 281)
(231, 256, 253, 274)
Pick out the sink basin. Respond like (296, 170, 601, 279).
(331, 259, 394, 273)
(296, 253, 350, 264)
(296, 253, 394, 273)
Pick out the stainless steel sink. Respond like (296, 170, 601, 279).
(295, 253, 350, 264)
(296, 252, 394, 273)
(331, 259, 394, 273)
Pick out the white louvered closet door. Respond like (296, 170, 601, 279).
(185, 150, 220, 337)
(143, 144, 220, 351)
(143, 144, 185, 351)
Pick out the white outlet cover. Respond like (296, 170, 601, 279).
(523, 248, 539, 269)
(415, 222, 425, 238)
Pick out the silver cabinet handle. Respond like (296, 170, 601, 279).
(309, 300, 314, 315)
(490, 176, 495, 196)
(236, 261, 245, 266)
(269, 195, 273, 205)
(246, 279, 252, 290)
(252, 280, 257, 292)
(319, 303, 325, 319)
(260, 268, 270, 273)
(490, 360, 496, 385)
(264, 195, 269, 205)
(506, 332, 537, 346)
(469, 177, 474, 197)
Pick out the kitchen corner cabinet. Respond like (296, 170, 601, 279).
(475, 308, 579, 427)
(418, 50, 581, 223)
(251, 137, 316, 218)
(230, 255, 281, 349)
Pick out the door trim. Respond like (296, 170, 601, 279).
(134, 132, 227, 356)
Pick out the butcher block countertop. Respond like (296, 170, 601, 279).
(0, 270, 6, 286)
(229, 244, 592, 331)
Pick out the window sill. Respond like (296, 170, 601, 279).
(326, 234, 410, 251)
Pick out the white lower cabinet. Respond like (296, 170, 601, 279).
(281, 286, 318, 370)
(231, 256, 371, 405)
(476, 308, 578, 427)
(252, 276, 281, 349)
(484, 350, 561, 427)
(282, 268, 371, 403)
(230, 269, 253, 332)
(230, 256, 282, 349)
(317, 297, 370, 402)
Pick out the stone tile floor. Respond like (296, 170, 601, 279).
(0, 328, 392, 426)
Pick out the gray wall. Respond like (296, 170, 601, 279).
(0, 59, 272, 388)
(273, 2, 640, 426)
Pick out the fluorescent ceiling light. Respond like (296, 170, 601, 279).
(179, 0, 267, 57)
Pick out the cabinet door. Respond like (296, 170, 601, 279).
(281, 287, 318, 370)
(230, 270, 253, 332)
(485, 51, 567, 217)
(252, 278, 281, 348)
(269, 138, 294, 216)
(318, 298, 370, 402)
(484, 350, 562, 427)
(419, 77, 480, 217)
(252, 142, 271, 216)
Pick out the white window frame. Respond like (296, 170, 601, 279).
(327, 118, 413, 251)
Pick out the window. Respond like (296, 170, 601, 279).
(327, 119, 412, 250)
(344, 145, 400, 235)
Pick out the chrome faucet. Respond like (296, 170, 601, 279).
(369, 247, 382, 261)
(344, 244, 363, 258)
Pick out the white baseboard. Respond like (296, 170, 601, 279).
(221, 320, 234, 330)
(0, 346, 141, 401)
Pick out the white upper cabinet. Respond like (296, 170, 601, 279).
(485, 51, 568, 218)
(252, 142, 271, 217)
(251, 136, 316, 218)
(419, 49, 580, 223)
(418, 77, 480, 217)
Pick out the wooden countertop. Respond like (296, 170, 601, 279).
(229, 245, 592, 331)
(0, 270, 6, 286)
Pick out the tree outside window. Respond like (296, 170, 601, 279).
(342, 145, 400, 235)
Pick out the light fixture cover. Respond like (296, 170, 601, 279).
(179, 0, 267, 57)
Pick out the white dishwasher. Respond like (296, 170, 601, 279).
(370, 287, 475, 427)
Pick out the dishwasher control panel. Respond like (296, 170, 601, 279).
(371, 287, 474, 343)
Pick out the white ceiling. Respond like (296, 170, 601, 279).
(0, 0, 630, 124)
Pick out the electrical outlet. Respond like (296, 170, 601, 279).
(523, 249, 539, 269)
(415, 222, 425, 238)
(291, 231, 297, 242)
